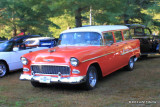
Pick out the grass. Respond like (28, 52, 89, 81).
(0, 55, 160, 107)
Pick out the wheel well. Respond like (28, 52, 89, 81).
(131, 55, 138, 62)
(133, 55, 137, 59)
(0, 60, 9, 72)
(90, 63, 103, 79)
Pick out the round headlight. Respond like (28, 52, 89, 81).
(70, 57, 79, 66)
(21, 57, 28, 65)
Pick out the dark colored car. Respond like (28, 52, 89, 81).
(0, 37, 7, 43)
(9, 35, 41, 44)
(126, 24, 160, 56)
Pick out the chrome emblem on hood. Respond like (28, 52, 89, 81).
(48, 49, 56, 53)
(43, 59, 54, 62)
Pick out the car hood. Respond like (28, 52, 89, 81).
(23, 46, 105, 64)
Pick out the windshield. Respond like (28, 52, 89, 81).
(0, 41, 14, 52)
(58, 32, 102, 46)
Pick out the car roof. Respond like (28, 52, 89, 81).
(126, 24, 147, 29)
(10, 35, 41, 41)
(61, 25, 129, 34)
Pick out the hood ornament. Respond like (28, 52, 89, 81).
(48, 49, 56, 53)
(43, 59, 54, 62)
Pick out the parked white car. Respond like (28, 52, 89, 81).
(24, 37, 55, 47)
(0, 40, 48, 77)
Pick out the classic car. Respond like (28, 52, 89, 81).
(20, 25, 140, 90)
(126, 24, 160, 57)
(0, 40, 48, 77)
(24, 37, 57, 48)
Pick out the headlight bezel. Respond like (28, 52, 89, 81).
(21, 57, 28, 65)
(70, 57, 79, 67)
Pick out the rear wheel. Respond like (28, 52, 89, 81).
(0, 62, 8, 78)
(125, 57, 135, 71)
(83, 66, 98, 90)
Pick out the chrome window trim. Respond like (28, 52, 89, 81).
(82, 52, 115, 63)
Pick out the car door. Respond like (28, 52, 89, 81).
(113, 31, 127, 68)
(10, 46, 48, 70)
(102, 32, 120, 75)
(10, 48, 30, 70)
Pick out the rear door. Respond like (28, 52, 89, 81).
(113, 31, 127, 68)
(102, 32, 119, 75)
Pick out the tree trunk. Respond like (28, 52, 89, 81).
(123, 14, 129, 24)
(75, 8, 82, 27)
(13, 28, 17, 37)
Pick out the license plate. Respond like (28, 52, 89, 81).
(39, 76, 51, 83)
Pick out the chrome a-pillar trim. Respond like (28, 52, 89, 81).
(19, 74, 86, 84)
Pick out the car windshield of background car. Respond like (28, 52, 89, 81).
(58, 32, 102, 46)
(0, 41, 14, 52)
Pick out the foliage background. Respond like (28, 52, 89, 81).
(0, 0, 159, 39)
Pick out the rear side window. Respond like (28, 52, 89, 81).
(134, 27, 144, 36)
(130, 29, 134, 36)
(123, 30, 131, 40)
(103, 32, 114, 45)
(144, 29, 151, 36)
(114, 31, 123, 42)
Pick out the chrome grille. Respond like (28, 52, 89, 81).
(31, 65, 70, 75)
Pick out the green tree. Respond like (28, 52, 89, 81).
(93, 0, 160, 28)
(0, 0, 58, 37)
(48, 0, 98, 27)
(0, 0, 159, 38)
(49, 12, 75, 38)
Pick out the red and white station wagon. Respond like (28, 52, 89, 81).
(20, 25, 140, 90)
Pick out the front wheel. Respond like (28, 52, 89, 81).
(125, 57, 135, 71)
(0, 62, 8, 78)
(83, 66, 98, 90)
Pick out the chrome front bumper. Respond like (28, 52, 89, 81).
(19, 74, 86, 84)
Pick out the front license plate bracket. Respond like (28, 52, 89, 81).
(39, 76, 51, 83)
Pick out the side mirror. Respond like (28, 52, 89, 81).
(13, 47, 19, 52)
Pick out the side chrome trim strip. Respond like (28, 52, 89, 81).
(82, 52, 115, 63)
(121, 47, 140, 55)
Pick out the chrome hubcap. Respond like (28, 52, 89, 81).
(89, 70, 97, 87)
(0, 64, 6, 77)
(129, 58, 134, 69)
